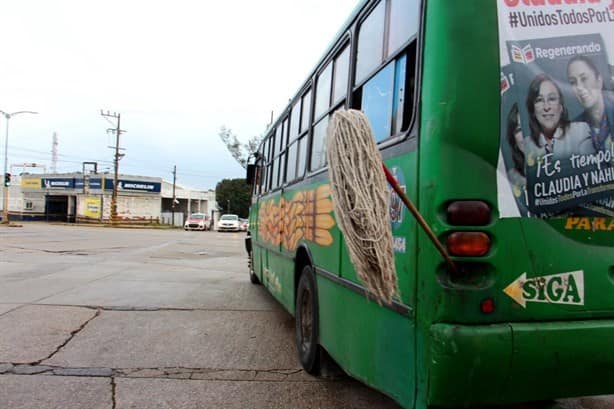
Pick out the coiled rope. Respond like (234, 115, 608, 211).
(326, 109, 398, 304)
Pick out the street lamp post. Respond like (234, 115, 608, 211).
(1, 110, 38, 224)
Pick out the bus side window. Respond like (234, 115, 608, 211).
(296, 135, 307, 178)
(277, 151, 286, 188)
(332, 46, 350, 106)
(355, 1, 386, 85)
(353, 0, 418, 142)
(271, 126, 281, 189)
(388, 0, 419, 58)
(279, 118, 289, 186)
(361, 62, 395, 142)
(285, 101, 302, 183)
(286, 141, 298, 182)
(310, 39, 350, 173)
(311, 62, 333, 171)
(314, 63, 332, 122)
(263, 134, 273, 193)
(310, 115, 330, 171)
(300, 90, 312, 134)
(297, 89, 311, 179)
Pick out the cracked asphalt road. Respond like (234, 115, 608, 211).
(1, 223, 613, 409)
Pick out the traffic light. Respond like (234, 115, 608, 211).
(4, 173, 10, 187)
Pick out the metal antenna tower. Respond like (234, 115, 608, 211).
(51, 132, 58, 173)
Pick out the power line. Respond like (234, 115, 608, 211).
(9, 143, 241, 181)
(9, 145, 114, 165)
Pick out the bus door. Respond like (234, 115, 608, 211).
(247, 140, 269, 290)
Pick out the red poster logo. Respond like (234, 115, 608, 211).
(501, 73, 510, 94)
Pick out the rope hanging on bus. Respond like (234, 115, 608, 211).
(326, 109, 398, 304)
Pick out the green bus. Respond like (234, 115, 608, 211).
(245, 0, 614, 407)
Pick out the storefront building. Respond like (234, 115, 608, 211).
(1, 173, 216, 224)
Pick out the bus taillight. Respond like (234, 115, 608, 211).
(446, 201, 491, 226)
(446, 232, 490, 257)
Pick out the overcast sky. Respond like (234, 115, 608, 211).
(0, 0, 359, 190)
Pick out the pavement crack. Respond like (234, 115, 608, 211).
(1, 364, 114, 377)
(8, 364, 54, 375)
(14, 247, 89, 255)
(37, 309, 101, 364)
(33, 304, 278, 313)
(263, 369, 302, 375)
(0, 365, 320, 383)
(111, 377, 117, 409)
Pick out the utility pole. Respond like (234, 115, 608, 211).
(82, 161, 98, 195)
(100, 110, 125, 225)
(1, 109, 38, 224)
(171, 165, 176, 227)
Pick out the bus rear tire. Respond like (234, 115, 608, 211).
(295, 265, 320, 375)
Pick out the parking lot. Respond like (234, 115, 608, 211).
(0, 223, 399, 408)
(2, 223, 614, 409)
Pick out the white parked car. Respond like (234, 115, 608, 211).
(217, 214, 240, 232)
(184, 213, 210, 231)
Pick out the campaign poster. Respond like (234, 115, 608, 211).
(497, 0, 614, 218)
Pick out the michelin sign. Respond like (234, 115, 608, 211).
(104, 179, 161, 193)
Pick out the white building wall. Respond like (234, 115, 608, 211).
(22, 193, 46, 214)
(100, 194, 161, 220)
(0, 183, 25, 213)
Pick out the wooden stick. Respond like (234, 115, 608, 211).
(382, 164, 458, 274)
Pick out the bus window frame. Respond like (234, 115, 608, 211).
(351, 0, 420, 149)
(354, 0, 387, 85)
(279, 117, 290, 186)
(295, 87, 313, 182)
(313, 61, 333, 126)
(332, 44, 351, 108)
(254, 0, 425, 193)
(270, 115, 288, 193)
(278, 83, 314, 189)
(307, 36, 352, 177)
(263, 133, 272, 193)
(284, 91, 311, 187)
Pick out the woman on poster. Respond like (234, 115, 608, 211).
(506, 103, 528, 211)
(567, 55, 614, 215)
(525, 74, 593, 162)
(567, 55, 614, 155)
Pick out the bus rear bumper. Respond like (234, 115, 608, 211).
(428, 320, 614, 407)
